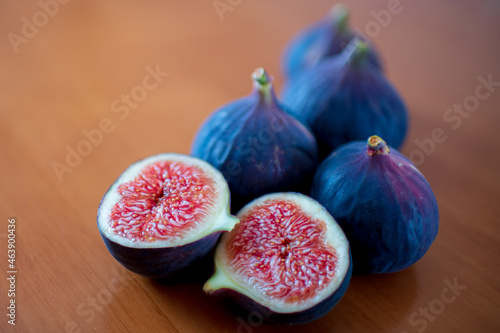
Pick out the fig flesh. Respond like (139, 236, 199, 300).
(281, 4, 383, 79)
(281, 39, 408, 159)
(97, 153, 239, 279)
(204, 192, 352, 324)
(191, 68, 318, 211)
(311, 136, 439, 274)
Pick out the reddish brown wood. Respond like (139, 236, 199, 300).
(1, 1, 499, 332)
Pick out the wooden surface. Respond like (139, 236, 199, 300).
(1, 1, 500, 332)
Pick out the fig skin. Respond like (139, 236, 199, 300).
(208, 256, 352, 324)
(99, 227, 221, 280)
(281, 39, 408, 160)
(191, 68, 318, 211)
(281, 4, 383, 79)
(311, 136, 439, 274)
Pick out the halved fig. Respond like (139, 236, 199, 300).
(97, 153, 239, 279)
(204, 192, 352, 324)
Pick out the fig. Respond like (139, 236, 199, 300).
(281, 3, 383, 79)
(311, 136, 439, 274)
(204, 192, 352, 324)
(191, 68, 318, 211)
(97, 153, 239, 279)
(281, 39, 408, 159)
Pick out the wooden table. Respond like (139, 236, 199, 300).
(2, 1, 499, 332)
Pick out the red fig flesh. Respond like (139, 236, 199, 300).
(97, 153, 238, 279)
(204, 193, 352, 324)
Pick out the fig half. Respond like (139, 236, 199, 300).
(204, 192, 352, 324)
(97, 153, 239, 279)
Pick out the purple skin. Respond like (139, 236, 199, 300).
(191, 68, 318, 212)
(210, 255, 352, 324)
(281, 39, 407, 160)
(99, 229, 221, 280)
(311, 136, 439, 274)
(281, 5, 383, 79)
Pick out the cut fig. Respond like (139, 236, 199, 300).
(97, 153, 239, 279)
(204, 192, 352, 324)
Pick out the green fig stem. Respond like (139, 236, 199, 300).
(344, 38, 371, 67)
(367, 135, 390, 156)
(252, 67, 274, 103)
(252, 67, 271, 86)
(329, 4, 349, 33)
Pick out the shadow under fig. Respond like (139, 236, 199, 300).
(144, 252, 420, 333)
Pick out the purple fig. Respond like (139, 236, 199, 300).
(282, 39, 408, 159)
(281, 3, 383, 79)
(311, 136, 439, 274)
(191, 68, 318, 211)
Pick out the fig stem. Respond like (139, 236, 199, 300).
(252, 67, 272, 86)
(329, 4, 349, 33)
(344, 38, 371, 67)
(367, 135, 390, 156)
(251, 67, 275, 103)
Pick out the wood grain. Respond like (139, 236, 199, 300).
(1, 0, 499, 332)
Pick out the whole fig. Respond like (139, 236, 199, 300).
(311, 136, 439, 274)
(281, 3, 383, 79)
(281, 39, 408, 159)
(191, 68, 318, 211)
